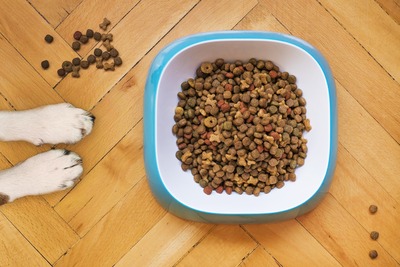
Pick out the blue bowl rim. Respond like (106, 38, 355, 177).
(143, 30, 338, 224)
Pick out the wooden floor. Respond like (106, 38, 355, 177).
(0, 0, 399, 266)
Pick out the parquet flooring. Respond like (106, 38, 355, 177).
(0, 0, 399, 266)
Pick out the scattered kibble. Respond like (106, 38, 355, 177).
(114, 56, 122, 66)
(41, 60, 49, 69)
(62, 61, 73, 72)
(103, 61, 115, 71)
(44, 34, 53, 43)
(72, 41, 81, 51)
(73, 31, 82, 41)
(110, 48, 119, 57)
(71, 65, 80, 78)
(369, 250, 378, 259)
(72, 57, 81, 66)
(42, 19, 121, 78)
(79, 35, 89, 44)
(173, 58, 310, 196)
(80, 60, 89, 69)
(86, 29, 94, 38)
(99, 17, 111, 31)
(370, 231, 379, 240)
(93, 32, 102, 41)
(57, 68, 66, 77)
(369, 205, 378, 214)
(94, 48, 103, 57)
(87, 55, 96, 64)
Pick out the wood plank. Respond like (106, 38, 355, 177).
(336, 81, 400, 200)
(238, 246, 281, 267)
(0, 0, 78, 87)
(332, 144, 400, 261)
(0, 197, 79, 264)
(56, 0, 141, 57)
(54, 0, 199, 110)
(261, 0, 400, 143)
(319, 0, 400, 82)
(0, 213, 50, 267)
(50, 0, 258, 208)
(54, 178, 166, 266)
(244, 219, 341, 267)
(115, 213, 213, 267)
(55, 121, 145, 236)
(298, 194, 398, 266)
(375, 0, 400, 24)
(28, 0, 83, 28)
(176, 225, 257, 267)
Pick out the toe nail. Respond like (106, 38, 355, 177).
(63, 149, 71, 155)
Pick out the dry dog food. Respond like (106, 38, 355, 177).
(44, 34, 53, 43)
(173, 58, 311, 196)
(53, 18, 122, 77)
(41, 60, 49, 69)
(369, 204, 378, 214)
(369, 250, 378, 259)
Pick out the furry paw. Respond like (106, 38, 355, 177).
(0, 103, 95, 145)
(0, 149, 83, 202)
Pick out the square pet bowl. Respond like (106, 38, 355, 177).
(144, 31, 337, 224)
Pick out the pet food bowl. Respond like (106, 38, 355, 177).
(144, 31, 337, 224)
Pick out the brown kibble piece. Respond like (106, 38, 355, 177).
(71, 65, 80, 78)
(114, 57, 122, 66)
(103, 61, 115, 71)
(80, 60, 89, 69)
(73, 31, 82, 40)
(110, 48, 119, 57)
(101, 33, 113, 42)
(200, 62, 213, 74)
(86, 29, 94, 38)
(79, 35, 89, 44)
(99, 18, 111, 30)
(87, 55, 96, 64)
(72, 57, 81, 66)
(62, 61, 73, 72)
(57, 68, 65, 77)
(102, 39, 114, 51)
(72, 41, 80, 51)
(369, 250, 378, 259)
(370, 231, 379, 240)
(95, 57, 103, 69)
(369, 205, 378, 214)
(44, 34, 53, 43)
(102, 51, 111, 60)
(94, 48, 103, 57)
(93, 32, 102, 41)
(41, 60, 49, 69)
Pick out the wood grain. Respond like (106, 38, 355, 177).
(1, 0, 399, 266)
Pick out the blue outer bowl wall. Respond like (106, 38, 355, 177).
(143, 31, 337, 224)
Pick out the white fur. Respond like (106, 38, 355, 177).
(0, 103, 94, 203)
(0, 149, 83, 202)
(0, 103, 94, 146)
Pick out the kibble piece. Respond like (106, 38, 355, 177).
(102, 39, 114, 51)
(94, 48, 103, 57)
(369, 205, 378, 214)
(44, 34, 53, 43)
(62, 61, 73, 72)
(114, 56, 122, 66)
(72, 41, 81, 51)
(41, 60, 49, 69)
(71, 65, 80, 78)
(104, 61, 115, 71)
(86, 29, 94, 38)
(73, 31, 82, 41)
(95, 57, 103, 69)
(80, 60, 89, 69)
(87, 55, 96, 64)
(57, 68, 66, 77)
(102, 51, 110, 60)
(370, 231, 379, 240)
(72, 57, 81, 66)
(93, 32, 102, 41)
(79, 35, 89, 44)
(110, 48, 119, 57)
(99, 18, 111, 30)
(369, 250, 378, 259)
(200, 62, 213, 74)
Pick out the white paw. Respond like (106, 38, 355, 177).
(0, 149, 83, 202)
(31, 103, 95, 145)
(3, 103, 95, 145)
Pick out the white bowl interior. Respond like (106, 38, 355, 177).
(155, 39, 331, 214)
